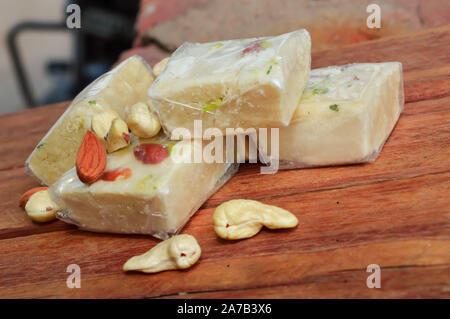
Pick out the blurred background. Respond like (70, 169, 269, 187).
(1, 0, 448, 115)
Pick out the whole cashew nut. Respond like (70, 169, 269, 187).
(123, 234, 201, 273)
(24, 189, 60, 223)
(126, 102, 161, 138)
(213, 199, 298, 240)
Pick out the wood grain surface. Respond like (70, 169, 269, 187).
(0, 26, 449, 299)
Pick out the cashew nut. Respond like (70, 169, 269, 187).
(126, 102, 161, 138)
(153, 57, 170, 77)
(123, 234, 201, 273)
(24, 189, 59, 222)
(106, 118, 130, 153)
(91, 109, 120, 140)
(213, 199, 298, 240)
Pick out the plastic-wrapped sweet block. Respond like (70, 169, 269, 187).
(258, 62, 404, 169)
(148, 29, 311, 136)
(49, 134, 238, 239)
(26, 56, 154, 185)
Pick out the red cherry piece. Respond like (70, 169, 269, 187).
(133, 143, 169, 165)
(243, 41, 262, 54)
(101, 167, 132, 181)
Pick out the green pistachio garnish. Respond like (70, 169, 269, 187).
(166, 142, 176, 155)
(329, 104, 339, 112)
(313, 88, 328, 94)
(88, 100, 96, 105)
(210, 43, 223, 50)
(135, 175, 164, 192)
(136, 174, 154, 191)
(260, 40, 272, 48)
(269, 56, 280, 65)
(202, 98, 223, 112)
(266, 65, 273, 75)
(202, 104, 218, 112)
(37, 143, 44, 149)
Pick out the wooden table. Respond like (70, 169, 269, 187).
(0, 26, 449, 299)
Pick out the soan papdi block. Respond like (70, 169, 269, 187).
(49, 134, 238, 239)
(148, 29, 311, 136)
(259, 62, 404, 169)
(26, 56, 154, 185)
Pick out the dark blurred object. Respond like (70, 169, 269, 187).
(7, 0, 139, 108)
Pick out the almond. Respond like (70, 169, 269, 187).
(76, 131, 107, 184)
(19, 187, 48, 208)
(101, 167, 132, 181)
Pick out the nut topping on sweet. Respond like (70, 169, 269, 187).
(76, 131, 107, 184)
(105, 118, 130, 153)
(126, 102, 161, 138)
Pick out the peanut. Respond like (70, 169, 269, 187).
(123, 234, 201, 273)
(213, 199, 298, 240)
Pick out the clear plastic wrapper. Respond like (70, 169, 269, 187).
(148, 29, 311, 137)
(256, 62, 404, 170)
(49, 134, 239, 239)
(26, 56, 154, 185)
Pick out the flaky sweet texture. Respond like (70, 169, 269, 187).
(258, 62, 404, 169)
(149, 29, 311, 137)
(49, 134, 238, 239)
(26, 56, 154, 185)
